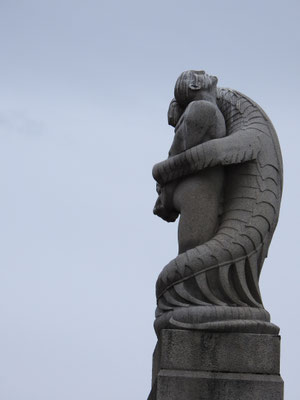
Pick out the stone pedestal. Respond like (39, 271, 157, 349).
(148, 329, 284, 400)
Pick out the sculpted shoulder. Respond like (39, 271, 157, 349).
(184, 100, 218, 124)
(183, 100, 226, 142)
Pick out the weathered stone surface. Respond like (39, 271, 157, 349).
(148, 329, 283, 400)
(150, 370, 283, 400)
(154, 329, 281, 376)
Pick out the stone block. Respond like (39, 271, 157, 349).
(152, 370, 283, 400)
(148, 329, 283, 400)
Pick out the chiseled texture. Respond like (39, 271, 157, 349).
(153, 330, 281, 377)
(149, 370, 283, 400)
(148, 329, 283, 400)
(152, 88, 283, 334)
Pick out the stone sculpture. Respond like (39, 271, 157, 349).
(148, 70, 284, 400)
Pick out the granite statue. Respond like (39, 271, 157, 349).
(148, 70, 284, 400)
(152, 70, 283, 335)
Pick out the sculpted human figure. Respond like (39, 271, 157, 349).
(148, 71, 284, 400)
(152, 70, 283, 335)
(154, 71, 226, 253)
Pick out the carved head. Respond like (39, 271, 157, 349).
(174, 70, 218, 108)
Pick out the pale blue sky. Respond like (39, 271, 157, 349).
(0, 1, 299, 399)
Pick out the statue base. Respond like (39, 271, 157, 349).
(148, 329, 283, 400)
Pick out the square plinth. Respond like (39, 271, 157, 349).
(148, 329, 283, 400)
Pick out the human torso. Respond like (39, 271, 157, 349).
(169, 100, 227, 253)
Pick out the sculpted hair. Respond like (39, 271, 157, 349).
(174, 70, 218, 107)
(167, 98, 184, 127)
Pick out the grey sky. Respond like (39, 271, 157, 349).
(0, 1, 299, 399)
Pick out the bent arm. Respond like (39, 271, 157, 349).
(152, 130, 262, 185)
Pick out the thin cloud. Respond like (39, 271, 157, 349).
(0, 110, 44, 136)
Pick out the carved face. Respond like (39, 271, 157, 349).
(174, 70, 217, 107)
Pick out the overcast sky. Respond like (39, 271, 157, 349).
(0, 1, 299, 399)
